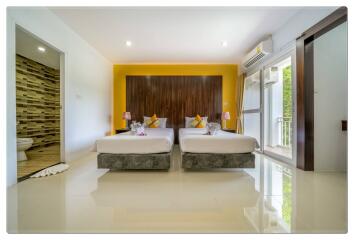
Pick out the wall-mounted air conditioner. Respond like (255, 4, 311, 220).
(242, 37, 273, 69)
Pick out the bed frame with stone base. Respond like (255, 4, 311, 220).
(181, 152, 255, 169)
(97, 151, 172, 170)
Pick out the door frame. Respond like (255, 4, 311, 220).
(244, 42, 297, 166)
(296, 7, 347, 170)
(59, 52, 67, 163)
(262, 49, 296, 165)
(8, 21, 67, 182)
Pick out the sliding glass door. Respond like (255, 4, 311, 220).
(243, 70, 262, 151)
(263, 54, 295, 162)
(243, 51, 295, 164)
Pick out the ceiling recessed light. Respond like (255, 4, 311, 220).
(222, 41, 228, 47)
(37, 46, 46, 52)
(125, 41, 132, 47)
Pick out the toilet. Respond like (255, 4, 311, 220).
(17, 138, 34, 161)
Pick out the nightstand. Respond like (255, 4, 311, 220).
(222, 129, 236, 133)
(115, 128, 130, 134)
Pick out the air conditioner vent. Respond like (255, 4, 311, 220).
(243, 52, 266, 68)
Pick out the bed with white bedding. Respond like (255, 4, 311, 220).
(97, 128, 174, 170)
(179, 128, 257, 169)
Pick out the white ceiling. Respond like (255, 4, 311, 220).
(51, 7, 303, 64)
(16, 26, 60, 69)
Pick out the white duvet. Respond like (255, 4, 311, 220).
(96, 128, 174, 154)
(179, 128, 258, 154)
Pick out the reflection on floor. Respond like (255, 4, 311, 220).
(264, 145, 292, 159)
(17, 144, 60, 178)
(7, 145, 347, 233)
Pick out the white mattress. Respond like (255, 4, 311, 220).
(179, 128, 258, 154)
(97, 128, 174, 154)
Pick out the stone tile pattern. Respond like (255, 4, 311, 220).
(16, 54, 60, 149)
(182, 152, 255, 169)
(97, 152, 171, 170)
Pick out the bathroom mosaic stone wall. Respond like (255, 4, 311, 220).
(16, 54, 60, 149)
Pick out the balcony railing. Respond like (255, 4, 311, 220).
(278, 117, 292, 148)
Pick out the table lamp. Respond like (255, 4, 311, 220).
(221, 112, 230, 129)
(122, 112, 131, 129)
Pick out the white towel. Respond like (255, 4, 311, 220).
(30, 163, 69, 178)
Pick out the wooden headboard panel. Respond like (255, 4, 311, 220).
(126, 75, 222, 142)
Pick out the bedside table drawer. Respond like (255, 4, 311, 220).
(222, 129, 236, 133)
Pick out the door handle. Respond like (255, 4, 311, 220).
(342, 120, 347, 131)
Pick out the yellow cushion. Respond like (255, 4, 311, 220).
(146, 114, 160, 128)
(191, 114, 205, 128)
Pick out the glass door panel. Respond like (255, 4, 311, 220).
(244, 112, 261, 146)
(244, 71, 261, 110)
(263, 56, 293, 161)
(243, 70, 262, 150)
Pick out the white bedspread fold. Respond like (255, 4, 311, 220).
(179, 128, 258, 153)
(97, 128, 174, 154)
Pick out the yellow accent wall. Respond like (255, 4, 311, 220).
(113, 64, 238, 132)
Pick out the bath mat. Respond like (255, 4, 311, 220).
(30, 163, 69, 178)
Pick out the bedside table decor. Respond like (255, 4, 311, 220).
(122, 112, 131, 128)
(130, 122, 146, 136)
(206, 122, 221, 135)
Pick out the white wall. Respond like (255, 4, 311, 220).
(314, 22, 347, 172)
(7, 7, 113, 186)
(272, 7, 337, 54)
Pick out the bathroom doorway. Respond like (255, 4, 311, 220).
(15, 26, 63, 180)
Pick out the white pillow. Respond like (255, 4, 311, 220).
(143, 116, 167, 128)
(159, 118, 167, 128)
(185, 116, 208, 128)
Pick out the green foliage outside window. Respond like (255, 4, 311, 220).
(282, 173, 292, 226)
(283, 65, 292, 119)
(282, 65, 292, 146)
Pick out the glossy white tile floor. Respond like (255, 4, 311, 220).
(7, 146, 347, 233)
